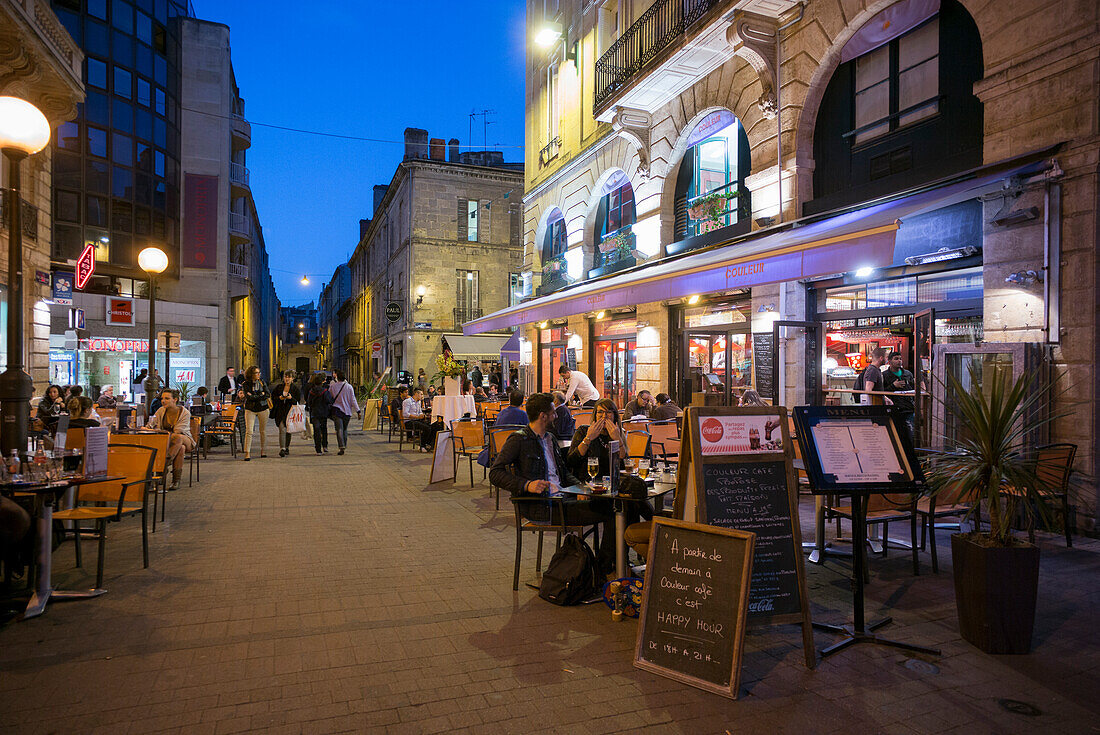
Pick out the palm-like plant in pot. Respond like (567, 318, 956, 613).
(924, 365, 1069, 654)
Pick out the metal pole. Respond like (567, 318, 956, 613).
(0, 150, 34, 459)
(145, 275, 156, 413)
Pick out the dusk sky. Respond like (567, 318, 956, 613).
(190, 0, 527, 304)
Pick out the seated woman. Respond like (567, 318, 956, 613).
(144, 388, 195, 490)
(567, 399, 652, 522)
(66, 396, 101, 428)
(36, 384, 66, 426)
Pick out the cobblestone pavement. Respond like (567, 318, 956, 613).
(1, 426, 1098, 734)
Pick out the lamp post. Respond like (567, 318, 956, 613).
(138, 246, 168, 412)
(0, 97, 51, 459)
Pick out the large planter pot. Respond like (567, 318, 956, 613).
(951, 533, 1040, 654)
(444, 376, 461, 396)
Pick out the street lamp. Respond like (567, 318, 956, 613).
(0, 96, 51, 459)
(138, 246, 168, 411)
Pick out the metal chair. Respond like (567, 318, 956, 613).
(452, 419, 486, 487)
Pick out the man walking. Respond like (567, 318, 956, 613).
(858, 347, 887, 405)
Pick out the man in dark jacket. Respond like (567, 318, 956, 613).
(489, 392, 616, 575)
(551, 391, 575, 439)
(217, 367, 238, 400)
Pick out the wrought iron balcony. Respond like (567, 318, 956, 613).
(0, 189, 38, 241)
(594, 0, 730, 116)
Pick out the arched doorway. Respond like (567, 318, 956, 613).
(670, 110, 751, 252)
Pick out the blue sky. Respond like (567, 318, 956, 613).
(190, 1, 527, 304)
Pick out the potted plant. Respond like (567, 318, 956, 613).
(176, 381, 193, 404)
(688, 190, 737, 224)
(924, 366, 1067, 654)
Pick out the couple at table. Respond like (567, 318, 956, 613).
(489, 395, 652, 578)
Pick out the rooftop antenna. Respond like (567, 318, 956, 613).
(469, 109, 496, 150)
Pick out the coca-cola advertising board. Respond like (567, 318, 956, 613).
(698, 414, 784, 455)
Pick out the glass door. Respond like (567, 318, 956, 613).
(595, 339, 636, 408)
(683, 330, 751, 406)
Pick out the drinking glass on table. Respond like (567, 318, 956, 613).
(638, 458, 650, 479)
(587, 456, 599, 480)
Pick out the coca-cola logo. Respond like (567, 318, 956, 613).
(701, 418, 723, 443)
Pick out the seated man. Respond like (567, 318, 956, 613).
(96, 385, 118, 408)
(623, 390, 654, 419)
(490, 392, 616, 577)
(495, 390, 529, 426)
(551, 391, 575, 439)
(402, 387, 438, 449)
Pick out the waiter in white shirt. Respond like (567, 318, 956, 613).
(558, 365, 600, 407)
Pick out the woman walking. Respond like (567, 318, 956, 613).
(271, 369, 301, 457)
(306, 373, 331, 455)
(144, 388, 194, 489)
(236, 365, 271, 461)
(327, 369, 360, 455)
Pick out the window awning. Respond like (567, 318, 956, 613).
(442, 333, 511, 359)
(463, 149, 1056, 336)
(500, 331, 521, 361)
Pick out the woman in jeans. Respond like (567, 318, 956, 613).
(327, 369, 360, 456)
(236, 365, 270, 461)
(271, 370, 301, 457)
(144, 388, 194, 489)
(306, 373, 331, 455)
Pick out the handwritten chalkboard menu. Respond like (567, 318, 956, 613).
(634, 519, 755, 699)
(752, 333, 775, 402)
(702, 460, 802, 619)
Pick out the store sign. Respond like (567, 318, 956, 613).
(81, 337, 150, 352)
(105, 297, 136, 326)
(35, 270, 50, 285)
(75, 244, 96, 289)
(52, 272, 74, 305)
(386, 302, 402, 323)
(68, 307, 85, 330)
(183, 173, 218, 269)
(684, 110, 736, 149)
(174, 369, 196, 382)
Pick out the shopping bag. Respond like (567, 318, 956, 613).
(285, 405, 306, 434)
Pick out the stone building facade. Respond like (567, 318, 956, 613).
(0, 0, 83, 387)
(330, 129, 525, 388)
(466, 0, 1098, 528)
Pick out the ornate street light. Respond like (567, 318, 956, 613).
(0, 96, 51, 458)
(139, 246, 168, 411)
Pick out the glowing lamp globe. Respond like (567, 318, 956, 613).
(138, 246, 168, 274)
(0, 97, 51, 155)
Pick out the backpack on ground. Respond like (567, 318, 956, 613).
(539, 533, 598, 606)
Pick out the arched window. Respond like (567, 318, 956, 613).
(672, 111, 751, 246)
(540, 208, 567, 265)
(594, 174, 636, 268)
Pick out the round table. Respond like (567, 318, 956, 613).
(432, 395, 476, 427)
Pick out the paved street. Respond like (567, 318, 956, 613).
(1, 426, 1098, 734)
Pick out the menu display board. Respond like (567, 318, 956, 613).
(701, 460, 802, 618)
(752, 333, 774, 401)
(83, 426, 109, 477)
(634, 519, 755, 699)
(681, 406, 816, 669)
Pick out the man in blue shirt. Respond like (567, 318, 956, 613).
(495, 390, 529, 426)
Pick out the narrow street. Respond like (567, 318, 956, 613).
(1, 427, 1096, 734)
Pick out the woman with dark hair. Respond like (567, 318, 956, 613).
(236, 365, 270, 461)
(327, 368, 360, 455)
(144, 388, 194, 489)
(567, 398, 629, 482)
(37, 385, 65, 425)
(271, 369, 302, 457)
(306, 373, 332, 455)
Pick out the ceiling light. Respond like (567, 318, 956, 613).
(854, 267, 874, 278)
(687, 294, 701, 305)
(539, 321, 548, 328)
(596, 310, 605, 319)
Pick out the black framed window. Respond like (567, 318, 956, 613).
(57, 122, 80, 151)
(541, 212, 567, 263)
(55, 190, 81, 222)
(86, 126, 107, 157)
(88, 0, 108, 20)
(112, 0, 133, 33)
(87, 57, 107, 88)
(111, 132, 132, 166)
(852, 18, 940, 146)
(113, 66, 132, 98)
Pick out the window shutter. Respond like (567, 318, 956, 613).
(480, 202, 490, 243)
(457, 198, 468, 241)
(509, 203, 522, 248)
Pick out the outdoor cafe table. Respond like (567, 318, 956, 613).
(552, 478, 676, 579)
(432, 394, 476, 428)
(1, 474, 123, 619)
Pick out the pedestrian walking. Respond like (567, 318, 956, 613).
(328, 369, 361, 456)
(306, 373, 332, 454)
(236, 365, 271, 461)
(271, 369, 302, 457)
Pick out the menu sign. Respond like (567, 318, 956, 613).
(810, 419, 904, 483)
(698, 414, 783, 455)
(702, 461, 802, 619)
(634, 519, 755, 699)
(752, 333, 774, 401)
(83, 426, 109, 477)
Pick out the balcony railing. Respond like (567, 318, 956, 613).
(453, 307, 483, 327)
(594, 0, 725, 111)
(538, 136, 561, 167)
(0, 190, 38, 241)
(229, 211, 249, 237)
(229, 262, 248, 279)
(230, 162, 250, 188)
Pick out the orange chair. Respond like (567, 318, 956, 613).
(111, 432, 170, 531)
(54, 444, 156, 587)
(487, 426, 517, 510)
(648, 420, 679, 463)
(452, 419, 486, 487)
(204, 404, 239, 457)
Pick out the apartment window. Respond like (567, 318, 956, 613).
(510, 273, 523, 307)
(456, 269, 479, 314)
(466, 200, 479, 241)
(853, 18, 940, 146)
(546, 64, 560, 144)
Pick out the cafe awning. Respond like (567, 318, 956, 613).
(462, 149, 1056, 336)
(442, 333, 510, 360)
(500, 331, 521, 361)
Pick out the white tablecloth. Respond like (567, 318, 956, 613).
(432, 395, 476, 427)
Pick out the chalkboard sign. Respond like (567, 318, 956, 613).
(566, 347, 577, 371)
(702, 460, 802, 619)
(752, 333, 774, 402)
(634, 518, 755, 699)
